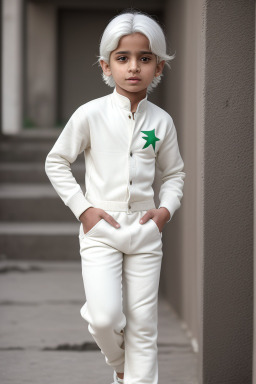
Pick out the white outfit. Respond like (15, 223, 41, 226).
(45, 88, 186, 384)
(79, 209, 163, 384)
(45, 87, 185, 222)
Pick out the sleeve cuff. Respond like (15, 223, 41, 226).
(66, 191, 94, 221)
(158, 196, 181, 223)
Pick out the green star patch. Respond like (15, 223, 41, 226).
(141, 129, 160, 152)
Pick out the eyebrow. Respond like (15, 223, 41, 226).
(115, 51, 153, 55)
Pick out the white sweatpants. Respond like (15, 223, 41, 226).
(79, 210, 163, 384)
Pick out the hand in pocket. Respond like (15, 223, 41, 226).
(79, 207, 120, 235)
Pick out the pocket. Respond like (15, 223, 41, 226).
(79, 219, 104, 239)
(150, 218, 162, 236)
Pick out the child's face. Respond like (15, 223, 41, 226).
(100, 32, 165, 98)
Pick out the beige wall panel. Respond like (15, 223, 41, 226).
(161, 0, 204, 355)
(2, 0, 23, 134)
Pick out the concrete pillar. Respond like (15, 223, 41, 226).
(202, 0, 254, 382)
(26, 3, 57, 127)
(2, 0, 23, 134)
(163, 0, 254, 382)
(253, 3, 256, 382)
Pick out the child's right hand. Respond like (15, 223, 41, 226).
(79, 207, 120, 235)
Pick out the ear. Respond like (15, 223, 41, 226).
(155, 60, 165, 77)
(100, 59, 112, 77)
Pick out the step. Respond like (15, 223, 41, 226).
(0, 128, 62, 142)
(0, 141, 52, 162)
(0, 130, 85, 163)
(0, 222, 81, 260)
(0, 163, 85, 184)
(0, 184, 86, 221)
(0, 142, 85, 163)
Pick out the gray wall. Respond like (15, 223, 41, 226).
(162, 0, 254, 382)
(26, 3, 57, 127)
(203, 1, 254, 382)
(254, 3, 256, 379)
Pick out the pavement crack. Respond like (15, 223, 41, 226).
(42, 342, 100, 351)
(0, 300, 82, 306)
(41, 342, 193, 353)
(0, 347, 24, 351)
(0, 265, 43, 274)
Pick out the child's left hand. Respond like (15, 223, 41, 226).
(139, 208, 171, 233)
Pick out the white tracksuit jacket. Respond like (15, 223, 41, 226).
(45, 88, 186, 223)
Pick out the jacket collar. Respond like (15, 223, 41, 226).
(112, 87, 148, 114)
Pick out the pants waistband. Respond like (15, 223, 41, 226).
(86, 196, 156, 213)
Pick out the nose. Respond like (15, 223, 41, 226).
(128, 58, 140, 73)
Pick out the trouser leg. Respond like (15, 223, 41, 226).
(78, 210, 163, 383)
(122, 217, 163, 384)
(79, 234, 126, 373)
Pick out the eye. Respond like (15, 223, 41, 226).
(117, 56, 127, 62)
(141, 57, 151, 62)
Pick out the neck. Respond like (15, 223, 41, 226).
(115, 86, 147, 113)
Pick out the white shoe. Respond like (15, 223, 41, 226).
(112, 370, 124, 384)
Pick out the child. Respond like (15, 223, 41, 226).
(45, 10, 185, 384)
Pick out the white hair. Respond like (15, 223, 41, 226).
(97, 11, 175, 93)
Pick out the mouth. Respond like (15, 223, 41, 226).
(126, 77, 141, 82)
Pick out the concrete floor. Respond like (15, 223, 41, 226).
(0, 260, 198, 384)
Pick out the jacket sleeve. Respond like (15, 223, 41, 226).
(156, 117, 186, 222)
(45, 105, 94, 221)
